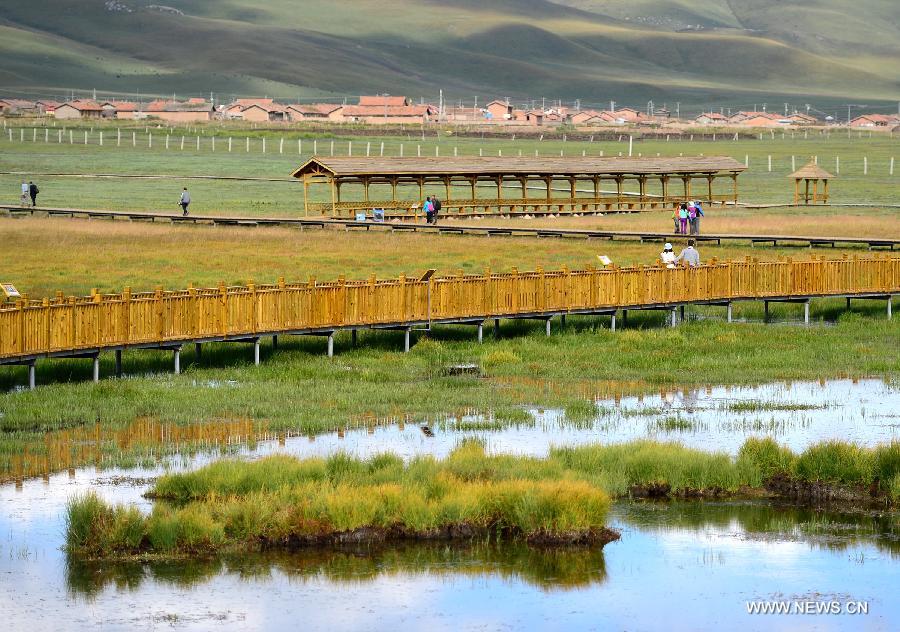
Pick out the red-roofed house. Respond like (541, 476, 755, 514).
(241, 103, 290, 123)
(100, 101, 137, 118)
(849, 114, 900, 128)
(485, 100, 514, 121)
(693, 112, 729, 125)
(34, 100, 61, 115)
(140, 100, 213, 122)
(286, 104, 344, 121)
(358, 95, 409, 107)
(342, 104, 434, 124)
(0, 99, 37, 114)
(54, 100, 103, 119)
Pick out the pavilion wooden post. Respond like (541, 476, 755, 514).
(330, 176, 337, 216)
(569, 176, 577, 212)
(823, 179, 829, 203)
(391, 177, 397, 202)
(804, 179, 810, 204)
(444, 176, 451, 202)
(638, 176, 647, 208)
(812, 179, 818, 204)
(593, 175, 601, 210)
(661, 176, 669, 206)
(732, 173, 739, 204)
(706, 175, 714, 205)
(496, 175, 503, 209)
(793, 178, 799, 204)
(418, 177, 424, 204)
(545, 175, 552, 209)
(470, 176, 477, 202)
(615, 176, 624, 209)
(362, 177, 369, 203)
(303, 175, 310, 216)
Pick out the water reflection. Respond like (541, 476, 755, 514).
(66, 542, 610, 598)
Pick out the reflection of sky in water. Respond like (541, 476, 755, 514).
(0, 379, 898, 630)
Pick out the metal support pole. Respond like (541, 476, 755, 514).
(545, 318, 551, 337)
(494, 319, 500, 338)
(327, 333, 334, 357)
(803, 300, 810, 325)
(174, 348, 181, 374)
(726, 303, 733, 323)
(477, 322, 483, 343)
(92, 355, 100, 382)
(404, 328, 411, 352)
(610, 312, 616, 331)
(888, 296, 893, 320)
(254, 338, 261, 365)
(115, 349, 122, 377)
(28, 361, 36, 390)
(670, 308, 677, 327)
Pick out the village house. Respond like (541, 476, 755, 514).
(341, 103, 434, 124)
(53, 100, 104, 119)
(100, 101, 137, 118)
(693, 112, 729, 125)
(485, 100, 515, 121)
(787, 113, 819, 125)
(286, 104, 344, 122)
(34, 100, 61, 115)
(0, 99, 37, 115)
(570, 109, 606, 125)
(241, 102, 290, 123)
(848, 114, 900, 128)
(358, 95, 409, 107)
(140, 100, 213, 122)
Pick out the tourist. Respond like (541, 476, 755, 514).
(687, 201, 697, 235)
(431, 196, 441, 225)
(672, 204, 681, 234)
(692, 200, 704, 235)
(179, 187, 190, 216)
(28, 181, 38, 207)
(675, 239, 701, 267)
(678, 203, 689, 234)
(661, 243, 677, 268)
(424, 195, 434, 223)
(20, 180, 28, 207)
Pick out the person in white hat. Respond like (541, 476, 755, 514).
(661, 243, 677, 268)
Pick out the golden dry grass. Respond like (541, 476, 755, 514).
(0, 215, 840, 297)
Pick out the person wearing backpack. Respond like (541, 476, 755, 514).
(28, 181, 39, 207)
(687, 202, 698, 235)
(179, 187, 191, 215)
(692, 200, 704, 235)
(431, 196, 441, 224)
(423, 196, 434, 223)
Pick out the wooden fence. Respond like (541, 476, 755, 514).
(1, 255, 898, 362)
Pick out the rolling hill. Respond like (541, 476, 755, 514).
(1, 0, 898, 109)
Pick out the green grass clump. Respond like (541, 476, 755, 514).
(563, 399, 600, 423)
(737, 437, 797, 479)
(793, 440, 875, 485)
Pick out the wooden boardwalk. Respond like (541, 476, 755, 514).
(3, 204, 897, 250)
(1, 256, 897, 389)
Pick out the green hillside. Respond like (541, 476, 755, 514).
(1, 0, 898, 107)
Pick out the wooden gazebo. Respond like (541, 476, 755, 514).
(291, 156, 746, 218)
(789, 160, 834, 205)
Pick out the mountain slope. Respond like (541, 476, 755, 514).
(1, 0, 898, 106)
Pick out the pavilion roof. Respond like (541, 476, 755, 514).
(788, 160, 835, 179)
(291, 156, 747, 179)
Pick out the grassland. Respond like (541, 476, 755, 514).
(64, 437, 900, 559)
(2, 124, 898, 215)
(2, 1, 899, 105)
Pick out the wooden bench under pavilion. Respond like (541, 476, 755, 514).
(291, 156, 746, 218)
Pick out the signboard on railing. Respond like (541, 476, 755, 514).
(1, 283, 20, 299)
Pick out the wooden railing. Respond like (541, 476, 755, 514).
(307, 194, 737, 217)
(1, 255, 897, 361)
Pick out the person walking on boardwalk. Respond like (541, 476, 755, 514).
(20, 180, 29, 207)
(675, 239, 701, 267)
(672, 204, 682, 234)
(28, 181, 39, 207)
(423, 195, 434, 223)
(661, 242, 677, 268)
(687, 201, 697, 235)
(678, 203, 689, 234)
(179, 187, 191, 216)
(431, 196, 441, 225)
(691, 200, 704, 235)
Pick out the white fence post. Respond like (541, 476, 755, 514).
(864, 156, 868, 175)
(166, 134, 170, 149)
(228, 137, 232, 152)
(180, 135, 184, 150)
(132, 131, 135, 147)
(262, 137, 266, 153)
(196, 136, 200, 151)
(767, 155, 771, 172)
(835, 156, 840, 174)
(117, 128, 121, 146)
(890, 157, 895, 176)
(148, 132, 152, 148)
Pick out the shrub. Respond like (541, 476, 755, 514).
(794, 441, 874, 485)
(738, 437, 796, 479)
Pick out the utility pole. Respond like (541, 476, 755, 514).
(676, 102, 680, 119)
(610, 100, 616, 112)
(784, 103, 789, 116)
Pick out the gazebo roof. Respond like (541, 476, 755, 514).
(291, 156, 747, 179)
(788, 160, 835, 179)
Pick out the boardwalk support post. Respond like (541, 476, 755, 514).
(195, 342, 202, 360)
(764, 301, 770, 322)
(545, 318, 551, 336)
(272, 335, 278, 350)
(254, 338, 261, 365)
(889, 295, 893, 320)
(28, 361, 36, 390)
(560, 314, 567, 327)
(327, 332, 334, 357)
(622, 310, 628, 328)
(670, 308, 677, 327)
(115, 350, 122, 377)
(680, 305, 685, 322)
(610, 312, 617, 331)
(174, 347, 181, 374)
(92, 354, 100, 382)
(726, 302, 733, 323)
(351, 329, 357, 346)
(803, 300, 810, 325)
(494, 319, 500, 338)
(477, 321, 483, 343)
(404, 327, 411, 352)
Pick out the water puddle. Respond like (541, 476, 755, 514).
(0, 378, 898, 629)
